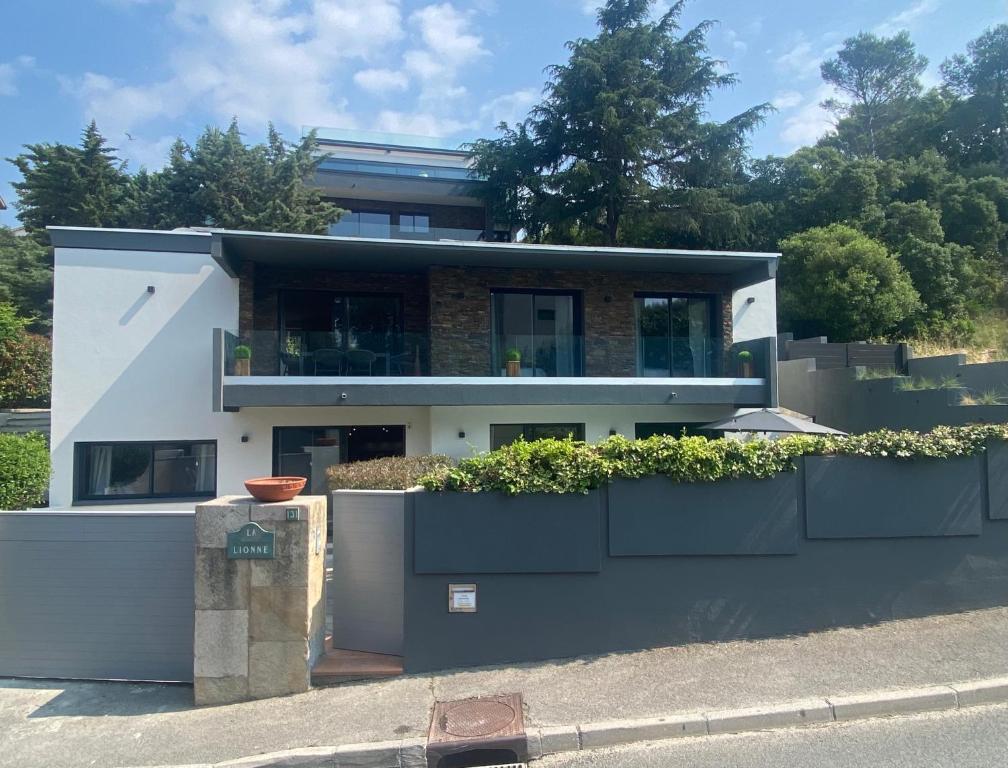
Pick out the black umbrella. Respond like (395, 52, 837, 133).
(700, 409, 846, 435)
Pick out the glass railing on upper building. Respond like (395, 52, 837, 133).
(326, 220, 486, 241)
(308, 127, 474, 152)
(317, 157, 478, 181)
(220, 330, 768, 380)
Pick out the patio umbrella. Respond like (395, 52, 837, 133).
(699, 409, 847, 435)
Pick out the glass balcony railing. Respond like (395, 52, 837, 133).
(326, 222, 486, 241)
(318, 157, 478, 181)
(221, 330, 769, 380)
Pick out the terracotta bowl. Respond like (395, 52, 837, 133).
(244, 476, 307, 503)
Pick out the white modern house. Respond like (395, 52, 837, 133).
(46, 130, 779, 509)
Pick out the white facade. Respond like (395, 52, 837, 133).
(50, 231, 778, 509)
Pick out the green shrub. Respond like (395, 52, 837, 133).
(0, 332, 51, 408)
(233, 344, 251, 360)
(419, 424, 1008, 494)
(0, 432, 50, 509)
(327, 454, 454, 491)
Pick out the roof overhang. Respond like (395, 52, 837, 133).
(212, 230, 778, 288)
(46, 226, 779, 289)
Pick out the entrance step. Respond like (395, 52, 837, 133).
(311, 636, 403, 686)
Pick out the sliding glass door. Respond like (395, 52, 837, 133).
(281, 290, 404, 376)
(491, 291, 581, 376)
(635, 294, 717, 377)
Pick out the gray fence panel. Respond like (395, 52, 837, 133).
(786, 341, 847, 368)
(330, 492, 405, 656)
(0, 512, 195, 682)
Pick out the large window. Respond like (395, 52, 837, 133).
(75, 441, 216, 501)
(399, 213, 430, 233)
(635, 294, 718, 377)
(328, 210, 392, 238)
(491, 290, 582, 376)
(490, 423, 585, 450)
(273, 426, 405, 495)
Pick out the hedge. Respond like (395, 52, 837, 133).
(0, 332, 51, 408)
(0, 432, 50, 509)
(328, 454, 453, 491)
(418, 424, 1008, 494)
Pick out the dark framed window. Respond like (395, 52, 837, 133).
(273, 426, 405, 495)
(634, 422, 708, 439)
(490, 289, 583, 376)
(490, 423, 585, 450)
(75, 440, 217, 502)
(634, 293, 719, 377)
(327, 210, 392, 238)
(399, 213, 430, 233)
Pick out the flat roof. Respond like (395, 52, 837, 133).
(47, 226, 779, 288)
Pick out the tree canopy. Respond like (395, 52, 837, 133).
(468, 0, 769, 245)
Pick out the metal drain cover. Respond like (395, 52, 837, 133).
(427, 693, 527, 768)
(442, 699, 518, 737)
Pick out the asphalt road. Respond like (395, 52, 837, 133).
(538, 704, 1008, 768)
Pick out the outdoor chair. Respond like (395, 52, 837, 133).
(344, 349, 378, 375)
(312, 348, 344, 376)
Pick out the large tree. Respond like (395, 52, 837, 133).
(469, 0, 769, 245)
(820, 32, 928, 158)
(778, 224, 921, 341)
(941, 24, 1008, 171)
(146, 121, 340, 233)
(8, 121, 135, 242)
(0, 228, 51, 333)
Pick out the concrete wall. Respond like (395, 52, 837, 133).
(731, 277, 776, 343)
(0, 409, 50, 437)
(0, 511, 195, 681)
(385, 451, 1008, 672)
(778, 359, 1008, 432)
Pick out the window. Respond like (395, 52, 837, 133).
(327, 210, 392, 238)
(490, 423, 585, 450)
(280, 290, 405, 375)
(635, 294, 718, 377)
(273, 426, 405, 495)
(399, 213, 430, 233)
(634, 422, 708, 439)
(75, 441, 216, 501)
(491, 290, 582, 376)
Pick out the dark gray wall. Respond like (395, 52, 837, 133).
(778, 360, 1008, 433)
(608, 474, 798, 555)
(0, 512, 195, 682)
(805, 456, 983, 538)
(414, 490, 602, 574)
(399, 456, 1008, 672)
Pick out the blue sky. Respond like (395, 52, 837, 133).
(1, 0, 1005, 227)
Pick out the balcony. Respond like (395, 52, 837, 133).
(212, 330, 776, 411)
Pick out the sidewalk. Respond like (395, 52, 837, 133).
(2, 607, 1008, 768)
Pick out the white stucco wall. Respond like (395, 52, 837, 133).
(731, 277, 777, 342)
(429, 404, 735, 458)
(49, 244, 439, 505)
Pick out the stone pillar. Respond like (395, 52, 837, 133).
(194, 495, 327, 706)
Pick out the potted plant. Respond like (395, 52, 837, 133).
(505, 347, 522, 377)
(737, 349, 754, 377)
(234, 344, 252, 376)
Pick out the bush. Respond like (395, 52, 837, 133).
(419, 424, 1008, 494)
(0, 432, 50, 509)
(327, 454, 454, 491)
(0, 332, 51, 408)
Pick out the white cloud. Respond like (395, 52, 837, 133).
(779, 84, 838, 150)
(721, 27, 748, 55)
(875, 0, 940, 36)
(774, 40, 822, 80)
(479, 87, 537, 126)
(772, 90, 804, 110)
(375, 110, 471, 138)
(354, 68, 409, 94)
(0, 64, 15, 97)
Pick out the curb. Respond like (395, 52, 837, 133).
(146, 675, 1008, 768)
